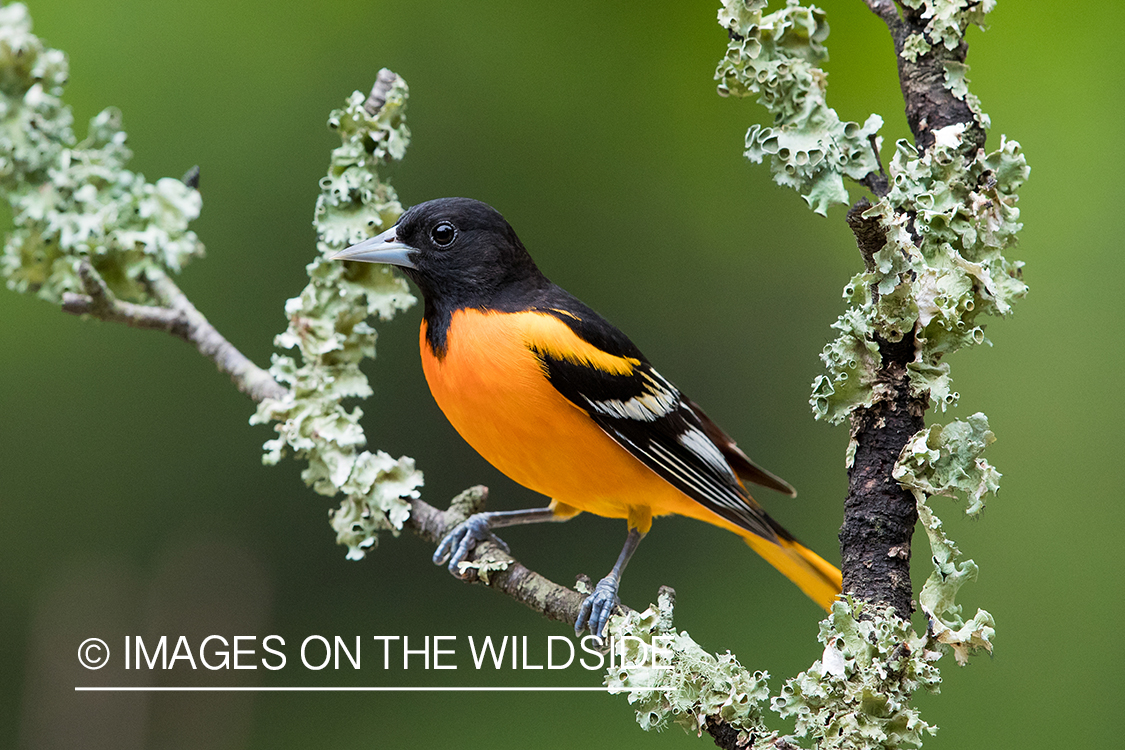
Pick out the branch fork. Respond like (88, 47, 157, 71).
(61, 259, 286, 402)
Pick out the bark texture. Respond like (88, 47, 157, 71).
(406, 487, 597, 627)
(841, 333, 927, 617)
(839, 1, 983, 616)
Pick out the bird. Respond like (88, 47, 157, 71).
(334, 197, 841, 637)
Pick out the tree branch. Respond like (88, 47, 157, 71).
(405, 487, 596, 628)
(868, 0, 986, 153)
(841, 1, 985, 616)
(61, 260, 287, 403)
(862, 0, 903, 33)
(61, 261, 186, 334)
(841, 332, 927, 617)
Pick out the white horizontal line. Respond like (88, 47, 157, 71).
(75, 686, 655, 693)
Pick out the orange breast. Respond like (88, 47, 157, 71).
(419, 308, 743, 534)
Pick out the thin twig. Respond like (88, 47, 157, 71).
(62, 262, 186, 335)
(61, 260, 287, 403)
(860, 133, 890, 197)
(364, 68, 401, 115)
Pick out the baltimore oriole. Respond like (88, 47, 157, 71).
(335, 197, 841, 637)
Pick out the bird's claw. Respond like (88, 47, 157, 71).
(432, 513, 510, 577)
(575, 576, 620, 639)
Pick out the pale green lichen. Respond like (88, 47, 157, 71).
(811, 128, 1027, 423)
(895, 414, 998, 665)
(899, 0, 995, 52)
(940, 60, 989, 132)
(715, 0, 883, 215)
(250, 78, 422, 559)
(0, 3, 203, 303)
(456, 555, 510, 585)
(606, 595, 950, 749)
(899, 33, 931, 63)
(810, 297, 885, 425)
(774, 599, 941, 749)
(715, 3, 1024, 424)
(709, 3, 1016, 747)
(605, 591, 775, 741)
(894, 412, 999, 515)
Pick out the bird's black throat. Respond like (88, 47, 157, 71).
(418, 270, 554, 359)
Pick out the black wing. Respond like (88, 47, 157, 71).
(532, 298, 789, 541)
(682, 396, 796, 497)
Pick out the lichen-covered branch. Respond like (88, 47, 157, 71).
(823, 0, 999, 619)
(249, 70, 424, 558)
(716, 0, 1023, 628)
(0, 3, 282, 403)
(826, 0, 1021, 617)
(705, 1, 1021, 747)
(865, 0, 991, 153)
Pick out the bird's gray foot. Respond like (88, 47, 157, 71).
(575, 575, 620, 639)
(432, 513, 510, 577)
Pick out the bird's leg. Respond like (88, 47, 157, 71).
(575, 527, 645, 639)
(434, 506, 573, 577)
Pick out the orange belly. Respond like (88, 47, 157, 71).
(420, 309, 737, 533)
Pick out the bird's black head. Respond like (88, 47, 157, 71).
(335, 197, 547, 313)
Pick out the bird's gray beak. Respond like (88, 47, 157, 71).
(331, 225, 417, 268)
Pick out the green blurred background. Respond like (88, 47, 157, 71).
(1, 0, 1120, 747)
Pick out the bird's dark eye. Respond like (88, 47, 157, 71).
(430, 221, 457, 247)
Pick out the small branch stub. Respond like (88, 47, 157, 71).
(365, 68, 402, 115)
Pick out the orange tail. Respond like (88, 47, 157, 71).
(742, 533, 842, 611)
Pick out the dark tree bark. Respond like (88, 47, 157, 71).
(841, 332, 928, 617)
(839, 1, 984, 616)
